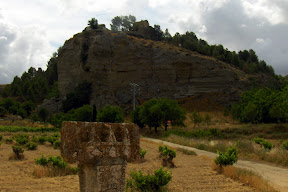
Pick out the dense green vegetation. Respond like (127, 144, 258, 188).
(132, 98, 186, 133)
(231, 80, 288, 123)
(214, 146, 238, 167)
(126, 167, 172, 191)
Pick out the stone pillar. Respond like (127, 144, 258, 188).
(60, 122, 140, 192)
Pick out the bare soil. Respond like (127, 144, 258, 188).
(0, 138, 255, 192)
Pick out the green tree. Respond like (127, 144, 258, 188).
(62, 81, 92, 112)
(110, 15, 136, 32)
(139, 98, 186, 133)
(97, 105, 124, 123)
(38, 108, 49, 123)
(88, 18, 98, 29)
(190, 111, 203, 128)
(131, 106, 145, 129)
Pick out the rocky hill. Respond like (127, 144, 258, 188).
(57, 27, 276, 110)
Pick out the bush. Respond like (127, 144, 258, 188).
(37, 135, 47, 144)
(214, 146, 238, 167)
(25, 142, 38, 150)
(283, 140, 288, 150)
(97, 105, 124, 123)
(159, 145, 176, 167)
(53, 140, 61, 149)
(35, 155, 67, 168)
(140, 148, 147, 159)
(0, 134, 2, 141)
(12, 145, 24, 160)
(253, 137, 273, 151)
(5, 137, 13, 144)
(47, 135, 58, 145)
(14, 134, 29, 145)
(126, 167, 172, 191)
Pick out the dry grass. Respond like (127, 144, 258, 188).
(212, 163, 278, 192)
(33, 165, 78, 178)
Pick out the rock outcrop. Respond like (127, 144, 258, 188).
(57, 28, 267, 109)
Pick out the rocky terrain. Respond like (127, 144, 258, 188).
(57, 26, 274, 109)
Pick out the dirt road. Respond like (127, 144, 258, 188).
(143, 137, 288, 192)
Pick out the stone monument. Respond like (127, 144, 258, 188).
(60, 121, 140, 192)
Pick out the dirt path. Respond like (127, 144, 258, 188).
(143, 137, 288, 192)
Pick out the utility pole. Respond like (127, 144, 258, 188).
(130, 83, 139, 110)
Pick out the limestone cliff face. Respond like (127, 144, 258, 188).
(57, 29, 252, 109)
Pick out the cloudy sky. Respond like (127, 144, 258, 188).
(0, 0, 287, 84)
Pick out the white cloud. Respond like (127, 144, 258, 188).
(0, 0, 288, 84)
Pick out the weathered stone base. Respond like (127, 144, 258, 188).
(78, 158, 126, 192)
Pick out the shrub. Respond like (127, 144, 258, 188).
(159, 145, 176, 167)
(25, 142, 38, 150)
(0, 134, 2, 141)
(283, 140, 288, 150)
(35, 154, 48, 166)
(53, 140, 61, 149)
(37, 135, 47, 144)
(35, 155, 67, 168)
(34, 154, 77, 177)
(139, 148, 147, 159)
(97, 105, 124, 123)
(12, 145, 24, 160)
(261, 141, 273, 151)
(14, 134, 29, 145)
(47, 135, 58, 145)
(214, 146, 238, 167)
(253, 137, 273, 151)
(126, 167, 172, 191)
(5, 137, 13, 144)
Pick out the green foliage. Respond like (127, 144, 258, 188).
(35, 154, 68, 169)
(214, 146, 238, 167)
(126, 167, 172, 191)
(0, 125, 58, 132)
(51, 105, 93, 127)
(159, 145, 176, 160)
(53, 140, 61, 149)
(37, 135, 47, 144)
(5, 137, 13, 144)
(283, 140, 288, 150)
(12, 145, 24, 159)
(38, 108, 49, 123)
(88, 17, 98, 29)
(139, 148, 147, 159)
(204, 114, 212, 125)
(62, 81, 92, 112)
(253, 137, 273, 151)
(190, 111, 203, 128)
(231, 87, 288, 123)
(131, 106, 145, 129)
(97, 105, 124, 123)
(46, 82, 59, 99)
(0, 106, 7, 117)
(139, 98, 186, 133)
(111, 15, 136, 32)
(35, 154, 48, 166)
(25, 142, 38, 150)
(14, 134, 29, 145)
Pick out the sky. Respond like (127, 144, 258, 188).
(0, 0, 287, 84)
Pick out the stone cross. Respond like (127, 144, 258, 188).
(60, 121, 140, 192)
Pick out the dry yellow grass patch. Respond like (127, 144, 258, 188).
(212, 162, 278, 192)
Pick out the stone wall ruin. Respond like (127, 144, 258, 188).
(60, 121, 140, 192)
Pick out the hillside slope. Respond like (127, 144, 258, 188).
(57, 29, 275, 109)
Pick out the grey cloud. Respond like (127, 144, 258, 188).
(178, 0, 288, 76)
(0, 22, 53, 84)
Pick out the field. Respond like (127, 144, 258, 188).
(0, 133, 258, 192)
